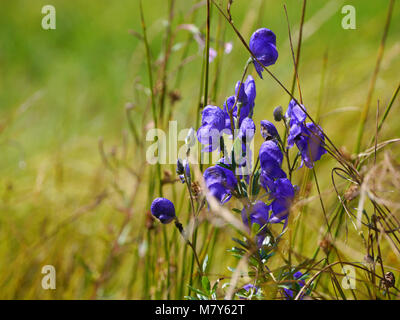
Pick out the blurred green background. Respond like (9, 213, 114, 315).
(0, 0, 399, 299)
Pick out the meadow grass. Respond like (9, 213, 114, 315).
(0, 0, 399, 299)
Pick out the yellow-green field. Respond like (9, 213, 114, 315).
(0, 0, 399, 299)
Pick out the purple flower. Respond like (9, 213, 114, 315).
(269, 178, 295, 200)
(242, 284, 259, 295)
(197, 105, 226, 151)
(260, 120, 279, 141)
(285, 99, 306, 126)
(241, 201, 270, 247)
(259, 141, 286, 180)
(288, 122, 327, 169)
(283, 271, 306, 300)
(249, 28, 278, 79)
(243, 284, 259, 293)
(223, 76, 257, 130)
(150, 198, 176, 224)
(261, 178, 295, 224)
(204, 164, 237, 204)
(286, 100, 327, 168)
(239, 117, 256, 141)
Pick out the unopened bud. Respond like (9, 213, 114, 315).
(273, 106, 283, 122)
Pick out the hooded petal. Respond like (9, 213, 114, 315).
(249, 28, 277, 57)
(286, 99, 306, 125)
(260, 120, 279, 140)
(201, 105, 226, 130)
(239, 117, 256, 140)
(259, 140, 283, 166)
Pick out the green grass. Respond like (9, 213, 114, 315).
(0, 0, 399, 299)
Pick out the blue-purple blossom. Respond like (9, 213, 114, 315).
(204, 164, 237, 204)
(294, 123, 326, 169)
(259, 177, 295, 224)
(259, 140, 286, 180)
(242, 284, 259, 295)
(223, 76, 256, 130)
(249, 28, 278, 79)
(286, 100, 327, 168)
(260, 120, 279, 140)
(150, 197, 176, 224)
(239, 117, 256, 141)
(197, 105, 226, 151)
(241, 201, 270, 247)
(283, 271, 306, 300)
(285, 99, 306, 126)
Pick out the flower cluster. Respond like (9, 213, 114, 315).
(149, 27, 326, 300)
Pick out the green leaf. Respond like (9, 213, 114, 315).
(187, 285, 206, 296)
(202, 254, 209, 273)
(232, 208, 242, 214)
(202, 276, 211, 293)
(232, 237, 250, 249)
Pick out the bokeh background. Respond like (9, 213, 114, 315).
(0, 0, 399, 299)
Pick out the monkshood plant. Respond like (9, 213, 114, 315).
(150, 27, 326, 300)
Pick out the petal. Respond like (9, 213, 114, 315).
(260, 120, 279, 140)
(201, 105, 225, 130)
(240, 117, 256, 140)
(249, 28, 277, 57)
(259, 140, 284, 166)
(244, 75, 256, 106)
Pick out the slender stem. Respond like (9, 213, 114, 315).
(204, 0, 211, 107)
(175, 219, 203, 276)
(368, 83, 400, 148)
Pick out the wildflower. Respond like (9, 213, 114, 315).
(283, 271, 306, 299)
(204, 164, 237, 204)
(241, 201, 273, 247)
(223, 76, 256, 130)
(249, 28, 278, 79)
(150, 197, 176, 224)
(268, 178, 295, 223)
(285, 99, 306, 126)
(197, 105, 226, 151)
(239, 117, 256, 141)
(260, 120, 279, 141)
(288, 122, 327, 169)
(259, 140, 286, 180)
(242, 284, 259, 294)
(286, 100, 326, 168)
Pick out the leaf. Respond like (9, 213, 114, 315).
(232, 237, 250, 249)
(202, 276, 211, 293)
(232, 208, 242, 214)
(212, 279, 220, 293)
(187, 285, 206, 297)
(202, 254, 209, 273)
